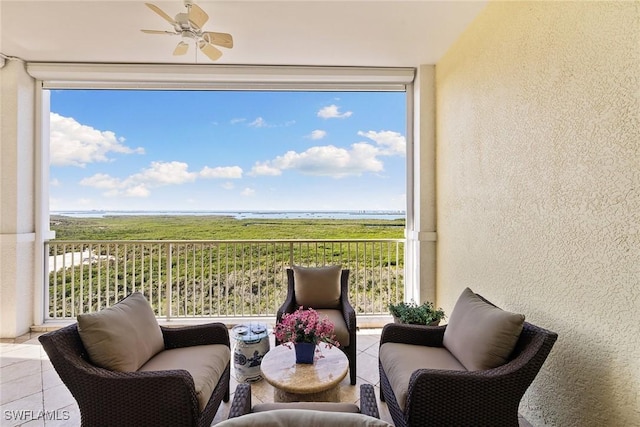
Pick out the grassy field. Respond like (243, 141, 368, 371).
(48, 215, 406, 318)
(50, 215, 406, 240)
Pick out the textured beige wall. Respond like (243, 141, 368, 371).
(436, 1, 639, 426)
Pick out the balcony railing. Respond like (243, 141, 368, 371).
(45, 239, 405, 322)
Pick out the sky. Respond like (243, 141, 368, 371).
(49, 90, 407, 212)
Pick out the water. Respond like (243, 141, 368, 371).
(51, 210, 406, 220)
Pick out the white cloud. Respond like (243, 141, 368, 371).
(50, 178, 61, 187)
(221, 182, 235, 190)
(245, 117, 294, 128)
(249, 117, 268, 128)
(80, 161, 238, 198)
(79, 173, 121, 189)
(230, 118, 246, 125)
(49, 113, 144, 167)
(126, 161, 197, 186)
(317, 105, 353, 119)
(123, 184, 150, 198)
(357, 130, 406, 156)
(307, 130, 327, 140)
(248, 129, 405, 179)
(241, 188, 255, 196)
(200, 166, 243, 179)
(249, 162, 282, 176)
(250, 143, 382, 178)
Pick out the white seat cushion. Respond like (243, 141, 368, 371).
(139, 344, 230, 411)
(379, 342, 466, 410)
(216, 409, 392, 427)
(252, 402, 360, 413)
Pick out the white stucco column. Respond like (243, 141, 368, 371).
(0, 59, 36, 338)
(405, 65, 437, 305)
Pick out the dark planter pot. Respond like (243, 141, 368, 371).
(294, 342, 316, 364)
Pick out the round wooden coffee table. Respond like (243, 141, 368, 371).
(260, 343, 348, 402)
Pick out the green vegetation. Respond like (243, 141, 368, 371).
(50, 215, 405, 240)
(388, 300, 445, 325)
(48, 215, 406, 319)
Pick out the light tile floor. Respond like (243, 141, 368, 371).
(1, 329, 532, 427)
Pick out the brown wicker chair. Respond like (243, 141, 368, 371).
(378, 296, 558, 427)
(228, 383, 380, 419)
(39, 322, 231, 427)
(277, 267, 357, 384)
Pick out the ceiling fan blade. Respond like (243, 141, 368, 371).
(202, 32, 233, 49)
(188, 4, 209, 29)
(198, 40, 223, 61)
(173, 41, 189, 56)
(141, 29, 176, 35)
(145, 3, 176, 24)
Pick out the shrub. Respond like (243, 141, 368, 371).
(388, 300, 445, 325)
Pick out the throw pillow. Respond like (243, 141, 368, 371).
(293, 265, 342, 309)
(77, 292, 164, 371)
(442, 287, 525, 371)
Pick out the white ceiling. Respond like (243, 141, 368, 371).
(0, 1, 486, 67)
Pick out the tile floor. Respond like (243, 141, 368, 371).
(1, 328, 532, 426)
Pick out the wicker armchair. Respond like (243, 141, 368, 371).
(379, 298, 558, 427)
(39, 322, 231, 427)
(228, 383, 380, 419)
(277, 267, 357, 384)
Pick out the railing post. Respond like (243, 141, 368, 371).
(288, 241, 294, 267)
(166, 242, 172, 321)
(43, 242, 50, 321)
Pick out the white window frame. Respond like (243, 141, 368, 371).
(29, 63, 417, 323)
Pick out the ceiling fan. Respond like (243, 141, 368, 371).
(141, 0, 233, 61)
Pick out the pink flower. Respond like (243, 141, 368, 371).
(274, 307, 339, 348)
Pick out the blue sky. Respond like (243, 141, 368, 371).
(49, 90, 406, 212)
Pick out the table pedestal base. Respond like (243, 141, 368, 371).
(261, 344, 348, 403)
(274, 386, 340, 403)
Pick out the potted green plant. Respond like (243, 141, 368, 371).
(388, 300, 445, 326)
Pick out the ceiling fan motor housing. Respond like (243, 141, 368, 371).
(174, 13, 192, 30)
(181, 31, 199, 41)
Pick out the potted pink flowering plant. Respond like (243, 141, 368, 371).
(274, 306, 339, 364)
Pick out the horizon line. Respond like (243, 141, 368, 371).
(51, 209, 406, 213)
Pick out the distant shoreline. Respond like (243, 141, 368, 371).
(51, 210, 406, 220)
